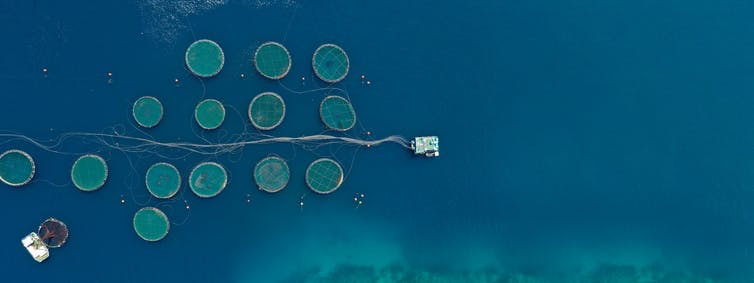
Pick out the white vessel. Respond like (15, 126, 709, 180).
(21, 232, 49, 263)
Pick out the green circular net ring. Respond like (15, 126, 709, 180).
(133, 207, 170, 242)
(0, 149, 35, 187)
(319, 95, 357, 131)
(71, 154, 108, 192)
(189, 162, 228, 198)
(254, 41, 292, 80)
(194, 99, 226, 130)
(145, 162, 181, 199)
(185, 39, 225, 78)
(312, 44, 349, 83)
(254, 156, 290, 193)
(305, 158, 344, 194)
(132, 96, 164, 128)
(248, 92, 286, 130)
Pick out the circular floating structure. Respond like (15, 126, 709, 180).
(194, 99, 226, 130)
(189, 162, 227, 198)
(254, 42, 292, 80)
(312, 43, 349, 83)
(133, 207, 169, 242)
(312, 44, 349, 83)
(254, 156, 290, 193)
(248, 92, 286, 130)
(132, 96, 164, 128)
(71, 154, 108, 192)
(37, 218, 68, 248)
(319, 96, 357, 131)
(0, 149, 35, 187)
(185, 39, 225, 78)
(305, 158, 344, 194)
(145, 162, 181, 199)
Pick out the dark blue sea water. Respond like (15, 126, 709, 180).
(2, 1, 754, 282)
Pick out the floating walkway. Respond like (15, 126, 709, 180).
(133, 207, 169, 242)
(254, 42, 291, 80)
(248, 92, 285, 130)
(312, 44, 349, 83)
(0, 149, 35, 187)
(71, 154, 108, 192)
(189, 162, 227, 198)
(254, 156, 290, 193)
(320, 96, 356, 131)
(185, 39, 225, 78)
(145, 162, 181, 199)
(305, 158, 344, 194)
(194, 99, 226, 130)
(132, 96, 164, 128)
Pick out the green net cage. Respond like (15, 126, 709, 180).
(0, 149, 35, 187)
(132, 96, 164, 128)
(189, 162, 228, 198)
(145, 162, 181, 199)
(305, 158, 344, 194)
(133, 207, 170, 242)
(319, 96, 356, 131)
(185, 39, 225, 78)
(254, 156, 290, 193)
(248, 92, 286, 130)
(71, 154, 108, 192)
(312, 44, 349, 83)
(194, 99, 226, 130)
(254, 41, 291, 80)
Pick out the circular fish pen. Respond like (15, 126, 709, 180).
(132, 96, 164, 128)
(254, 156, 290, 193)
(71, 154, 108, 192)
(185, 39, 225, 78)
(305, 158, 344, 194)
(189, 162, 227, 198)
(248, 92, 285, 130)
(133, 207, 169, 242)
(254, 41, 291, 80)
(312, 44, 349, 83)
(0, 149, 35, 187)
(194, 99, 226, 130)
(145, 162, 181, 199)
(319, 96, 357, 131)
(38, 218, 68, 248)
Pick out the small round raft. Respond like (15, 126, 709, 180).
(71, 154, 108, 192)
(0, 149, 35, 187)
(305, 158, 344, 194)
(185, 39, 225, 78)
(132, 96, 164, 128)
(194, 99, 226, 130)
(254, 41, 292, 80)
(189, 162, 227, 198)
(312, 44, 349, 83)
(248, 92, 285, 130)
(145, 162, 181, 199)
(319, 96, 356, 131)
(254, 156, 290, 193)
(38, 218, 68, 248)
(133, 207, 169, 242)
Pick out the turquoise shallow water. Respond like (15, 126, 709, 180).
(2, 1, 754, 282)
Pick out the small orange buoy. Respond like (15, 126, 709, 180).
(240, 73, 245, 78)
(301, 76, 305, 81)
(174, 78, 179, 83)
(42, 68, 48, 73)
(185, 205, 190, 210)
(366, 131, 371, 135)
(360, 75, 365, 79)
(107, 72, 113, 77)
(366, 144, 371, 148)
(366, 81, 371, 85)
